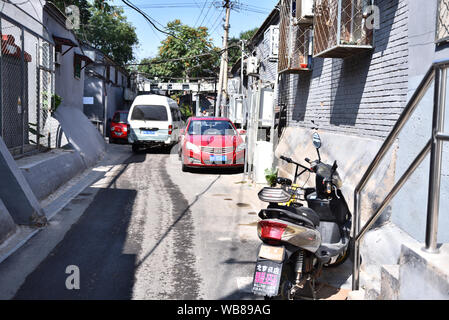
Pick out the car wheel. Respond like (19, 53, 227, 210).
(132, 144, 140, 153)
(109, 138, 115, 144)
(182, 164, 189, 172)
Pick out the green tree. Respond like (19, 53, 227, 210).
(139, 20, 220, 80)
(85, 5, 138, 65)
(50, 1, 138, 65)
(228, 27, 259, 68)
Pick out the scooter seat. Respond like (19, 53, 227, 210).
(261, 205, 320, 228)
(287, 206, 320, 228)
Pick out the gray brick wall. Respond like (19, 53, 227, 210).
(281, 0, 409, 139)
(248, 16, 280, 87)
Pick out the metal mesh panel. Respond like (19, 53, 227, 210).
(278, 0, 312, 73)
(313, 0, 372, 56)
(0, 17, 55, 158)
(278, 0, 291, 72)
(437, 0, 449, 43)
(1, 18, 26, 154)
(291, 24, 312, 68)
(39, 38, 56, 148)
(340, 0, 370, 45)
(313, 0, 339, 56)
(24, 29, 38, 149)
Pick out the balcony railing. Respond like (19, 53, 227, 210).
(278, 0, 313, 74)
(313, 0, 373, 58)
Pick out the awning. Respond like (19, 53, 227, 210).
(75, 53, 94, 70)
(53, 35, 78, 56)
(1, 35, 32, 62)
(53, 36, 78, 48)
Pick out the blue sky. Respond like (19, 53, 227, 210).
(110, 0, 279, 62)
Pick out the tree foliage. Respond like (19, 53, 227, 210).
(228, 27, 259, 68)
(138, 20, 220, 80)
(50, 1, 138, 65)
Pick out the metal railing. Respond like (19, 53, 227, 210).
(352, 59, 449, 290)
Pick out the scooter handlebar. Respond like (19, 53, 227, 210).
(280, 156, 293, 163)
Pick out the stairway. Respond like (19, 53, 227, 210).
(348, 242, 449, 300)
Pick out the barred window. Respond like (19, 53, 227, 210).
(436, 0, 449, 44)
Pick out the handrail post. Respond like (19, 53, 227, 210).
(424, 66, 447, 253)
(352, 191, 361, 290)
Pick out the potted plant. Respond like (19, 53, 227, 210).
(264, 168, 278, 187)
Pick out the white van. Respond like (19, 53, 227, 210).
(127, 94, 184, 152)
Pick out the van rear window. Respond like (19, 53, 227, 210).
(131, 105, 168, 121)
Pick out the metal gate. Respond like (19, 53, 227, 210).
(0, 14, 55, 158)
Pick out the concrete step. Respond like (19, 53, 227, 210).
(380, 264, 400, 299)
(347, 289, 365, 300)
(398, 242, 449, 299)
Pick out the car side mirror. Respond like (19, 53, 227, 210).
(238, 129, 246, 135)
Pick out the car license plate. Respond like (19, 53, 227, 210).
(252, 259, 283, 297)
(258, 244, 285, 262)
(210, 155, 226, 162)
(142, 130, 156, 135)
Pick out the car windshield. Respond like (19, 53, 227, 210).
(131, 105, 168, 121)
(187, 120, 237, 136)
(112, 112, 128, 123)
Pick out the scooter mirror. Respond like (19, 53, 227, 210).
(312, 132, 321, 149)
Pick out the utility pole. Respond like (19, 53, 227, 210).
(215, 0, 231, 117)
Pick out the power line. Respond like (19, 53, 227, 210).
(125, 43, 239, 66)
(194, 0, 209, 27)
(209, 7, 225, 35)
(120, 0, 180, 39)
(198, 1, 214, 27)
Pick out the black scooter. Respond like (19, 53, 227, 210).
(251, 132, 352, 300)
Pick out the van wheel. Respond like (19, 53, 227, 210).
(132, 144, 140, 153)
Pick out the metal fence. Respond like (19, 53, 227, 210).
(278, 0, 313, 73)
(0, 14, 55, 158)
(313, 0, 372, 56)
(437, 0, 449, 44)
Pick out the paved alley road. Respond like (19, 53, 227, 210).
(11, 144, 263, 300)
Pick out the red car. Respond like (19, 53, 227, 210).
(110, 110, 129, 143)
(180, 117, 246, 171)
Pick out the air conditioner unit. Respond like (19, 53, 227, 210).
(300, 0, 314, 18)
(293, 0, 314, 24)
(55, 52, 62, 65)
(246, 56, 259, 76)
(264, 25, 279, 61)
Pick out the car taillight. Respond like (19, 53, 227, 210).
(257, 220, 287, 243)
(168, 125, 173, 135)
